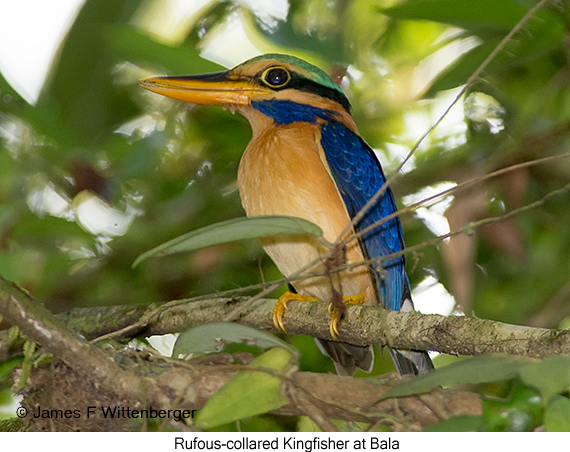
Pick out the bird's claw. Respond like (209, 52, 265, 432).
(329, 306, 341, 339)
(272, 297, 288, 332)
(273, 291, 365, 339)
(272, 291, 319, 333)
(327, 293, 365, 340)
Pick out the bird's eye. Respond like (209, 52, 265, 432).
(262, 67, 290, 88)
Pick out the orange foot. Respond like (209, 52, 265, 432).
(328, 293, 365, 339)
(272, 291, 365, 340)
(272, 291, 318, 332)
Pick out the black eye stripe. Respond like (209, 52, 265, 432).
(255, 66, 352, 113)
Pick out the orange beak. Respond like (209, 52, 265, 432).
(139, 71, 271, 106)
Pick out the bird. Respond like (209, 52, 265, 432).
(139, 53, 433, 376)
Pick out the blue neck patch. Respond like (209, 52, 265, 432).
(252, 100, 335, 125)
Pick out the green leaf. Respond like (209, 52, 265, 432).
(520, 356, 570, 402)
(423, 415, 484, 432)
(380, 0, 528, 32)
(425, 12, 563, 97)
(544, 395, 570, 432)
(194, 347, 292, 429)
(382, 355, 531, 399)
(482, 383, 542, 432)
(424, 40, 497, 96)
(37, 0, 140, 146)
(133, 215, 324, 267)
(105, 25, 224, 75)
(172, 322, 297, 358)
(0, 356, 24, 381)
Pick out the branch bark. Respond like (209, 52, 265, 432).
(55, 293, 570, 359)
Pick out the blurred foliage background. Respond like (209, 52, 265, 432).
(1, 0, 570, 431)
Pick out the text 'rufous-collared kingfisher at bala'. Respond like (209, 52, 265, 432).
(140, 54, 433, 376)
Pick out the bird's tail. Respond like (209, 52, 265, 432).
(388, 348, 434, 375)
(316, 340, 433, 376)
(388, 289, 434, 375)
(315, 338, 374, 377)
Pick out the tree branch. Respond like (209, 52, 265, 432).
(0, 275, 480, 431)
(54, 294, 570, 359)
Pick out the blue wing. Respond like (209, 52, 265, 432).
(320, 121, 408, 311)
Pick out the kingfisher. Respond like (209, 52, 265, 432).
(140, 54, 433, 376)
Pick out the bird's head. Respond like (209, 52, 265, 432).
(139, 54, 353, 128)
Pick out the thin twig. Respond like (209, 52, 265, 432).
(339, 181, 570, 273)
